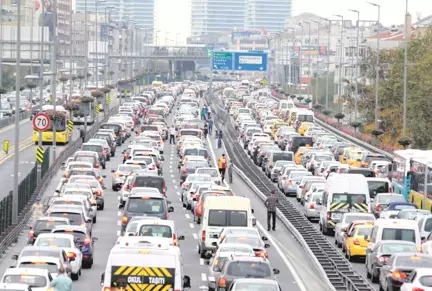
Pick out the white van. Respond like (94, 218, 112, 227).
(198, 196, 255, 258)
(295, 109, 314, 124)
(366, 219, 421, 252)
(102, 242, 191, 291)
(240, 80, 250, 87)
(319, 174, 371, 235)
(278, 100, 295, 112)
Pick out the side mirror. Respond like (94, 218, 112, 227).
(102, 175, 106, 178)
(178, 235, 185, 240)
(168, 206, 174, 213)
(364, 235, 370, 241)
(183, 275, 191, 288)
(251, 209, 255, 214)
(192, 198, 197, 201)
(264, 243, 270, 248)
(54, 190, 60, 194)
(161, 156, 165, 161)
(111, 170, 115, 173)
(11, 255, 18, 260)
(273, 268, 280, 275)
(205, 260, 211, 265)
(252, 218, 257, 226)
(262, 236, 268, 241)
(118, 204, 124, 209)
(100, 272, 105, 285)
(93, 237, 98, 242)
(211, 242, 218, 247)
(86, 219, 92, 223)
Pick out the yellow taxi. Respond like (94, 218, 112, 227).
(344, 224, 373, 261)
(347, 150, 368, 167)
(271, 122, 290, 139)
(295, 146, 311, 165)
(297, 122, 314, 136)
(340, 147, 362, 164)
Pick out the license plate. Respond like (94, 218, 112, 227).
(331, 213, 342, 219)
(349, 208, 361, 213)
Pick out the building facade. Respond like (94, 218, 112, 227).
(245, 0, 291, 32)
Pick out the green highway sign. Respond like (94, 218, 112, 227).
(212, 52, 233, 70)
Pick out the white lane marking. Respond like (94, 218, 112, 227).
(201, 273, 207, 282)
(117, 221, 121, 226)
(171, 174, 174, 177)
(255, 221, 308, 291)
(116, 230, 121, 236)
(179, 197, 182, 202)
(117, 211, 121, 216)
(170, 160, 173, 164)
(174, 185, 178, 189)
(169, 165, 172, 168)
(176, 192, 181, 196)
(185, 214, 191, 219)
(170, 169, 173, 173)
(192, 233, 198, 240)
(200, 258, 204, 265)
(189, 223, 195, 229)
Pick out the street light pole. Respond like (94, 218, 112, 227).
(313, 21, 320, 104)
(334, 15, 344, 113)
(84, 0, 88, 90)
(0, 0, 3, 88)
(349, 9, 360, 120)
(320, 18, 331, 110)
(69, 9, 74, 101)
(403, 0, 409, 137)
(37, 0, 45, 185)
(303, 21, 312, 103)
(297, 23, 304, 99)
(51, 0, 58, 161)
(368, 2, 381, 129)
(12, 0, 22, 224)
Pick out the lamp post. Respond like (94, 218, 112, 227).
(349, 9, 360, 120)
(165, 32, 169, 46)
(297, 23, 304, 99)
(312, 20, 320, 104)
(303, 21, 312, 102)
(176, 33, 180, 46)
(12, 0, 22, 224)
(368, 2, 381, 129)
(403, 0, 409, 138)
(68, 11, 74, 101)
(333, 14, 344, 113)
(24, 5, 34, 74)
(51, 0, 58, 161)
(84, 0, 88, 90)
(286, 27, 295, 92)
(320, 18, 331, 110)
(95, 0, 107, 89)
(38, 0, 45, 112)
(155, 30, 160, 46)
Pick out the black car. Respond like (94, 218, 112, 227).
(127, 173, 167, 196)
(28, 216, 71, 245)
(100, 123, 124, 145)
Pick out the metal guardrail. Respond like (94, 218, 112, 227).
(206, 92, 374, 291)
(0, 105, 119, 258)
(0, 111, 31, 130)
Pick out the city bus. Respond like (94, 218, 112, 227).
(71, 93, 95, 125)
(32, 105, 71, 145)
(391, 150, 426, 195)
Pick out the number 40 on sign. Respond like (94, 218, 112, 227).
(32, 113, 50, 131)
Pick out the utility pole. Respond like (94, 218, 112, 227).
(51, 0, 58, 161)
(349, 9, 360, 120)
(403, 0, 409, 137)
(320, 18, 331, 110)
(298, 23, 304, 99)
(12, 0, 22, 224)
(304, 21, 311, 102)
(37, 0, 45, 186)
(368, 2, 381, 129)
(313, 21, 320, 104)
(334, 15, 344, 113)
(69, 8, 74, 101)
(0, 0, 3, 88)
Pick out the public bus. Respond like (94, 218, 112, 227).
(71, 93, 95, 125)
(391, 150, 426, 194)
(32, 105, 71, 145)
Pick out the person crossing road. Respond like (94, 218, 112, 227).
(264, 190, 279, 231)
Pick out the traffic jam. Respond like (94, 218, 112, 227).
(0, 80, 284, 291)
(224, 81, 432, 291)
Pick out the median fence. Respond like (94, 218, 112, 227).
(0, 105, 119, 257)
(0, 111, 31, 130)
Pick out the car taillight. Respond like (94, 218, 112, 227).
(201, 230, 206, 241)
(412, 288, 425, 291)
(376, 205, 382, 212)
(218, 277, 226, 287)
(260, 153, 265, 156)
(122, 216, 128, 225)
(309, 203, 315, 209)
(28, 231, 34, 238)
(115, 173, 123, 177)
(377, 256, 389, 265)
(255, 250, 267, 257)
(173, 234, 178, 246)
(95, 163, 100, 168)
(84, 238, 91, 245)
(326, 212, 331, 221)
(64, 178, 69, 183)
(183, 169, 187, 173)
(392, 270, 407, 280)
(95, 190, 102, 197)
(67, 252, 76, 258)
(156, 162, 161, 167)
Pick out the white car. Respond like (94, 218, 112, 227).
(119, 175, 134, 205)
(1, 268, 52, 289)
(15, 256, 62, 278)
(334, 213, 376, 248)
(34, 233, 83, 280)
(304, 190, 323, 221)
(195, 168, 222, 185)
(400, 268, 432, 291)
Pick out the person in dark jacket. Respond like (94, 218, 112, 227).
(79, 126, 85, 143)
(207, 118, 214, 135)
(264, 190, 279, 231)
(227, 161, 234, 184)
(217, 130, 223, 149)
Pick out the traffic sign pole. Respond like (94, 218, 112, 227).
(33, 113, 50, 186)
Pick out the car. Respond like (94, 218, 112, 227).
(371, 193, 407, 218)
(73, 179, 106, 210)
(117, 216, 161, 236)
(0, 268, 52, 288)
(228, 278, 281, 291)
(47, 207, 93, 236)
(51, 195, 97, 223)
(111, 164, 142, 191)
(27, 216, 71, 245)
(33, 233, 83, 280)
(0, 283, 32, 291)
(400, 268, 432, 291)
(51, 225, 98, 269)
(179, 160, 210, 184)
(334, 213, 376, 248)
(217, 234, 270, 258)
(81, 143, 107, 169)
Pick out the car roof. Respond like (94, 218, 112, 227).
(52, 225, 87, 232)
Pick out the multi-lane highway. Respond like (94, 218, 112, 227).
(0, 96, 331, 291)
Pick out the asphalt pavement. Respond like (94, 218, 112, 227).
(0, 99, 328, 291)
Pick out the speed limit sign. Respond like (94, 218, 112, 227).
(33, 113, 50, 131)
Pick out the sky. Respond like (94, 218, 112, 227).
(156, 0, 432, 45)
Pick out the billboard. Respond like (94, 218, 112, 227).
(231, 30, 263, 42)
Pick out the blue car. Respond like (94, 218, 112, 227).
(51, 225, 98, 269)
(385, 202, 418, 211)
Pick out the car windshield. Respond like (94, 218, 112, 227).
(52, 201, 82, 207)
(49, 213, 82, 225)
(382, 228, 415, 242)
(127, 198, 165, 214)
(377, 195, 406, 204)
(394, 204, 416, 210)
(69, 171, 96, 177)
(226, 261, 271, 277)
(395, 256, 432, 268)
(224, 236, 262, 248)
(75, 156, 95, 164)
(2, 275, 47, 287)
(36, 237, 72, 248)
(188, 175, 212, 182)
(138, 225, 172, 238)
(18, 262, 58, 274)
(196, 169, 218, 177)
(118, 165, 141, 172)
(343, 215, 375, 223)
(315, 155, 333, 162)
(234, 282, 278, 291)
(82, 145, 102, 153)
(381, 243, 417, 254)
(208, 210, 247, 227)
(34, 220, 67, 230)
(356, 227, 372, 236)
(368, 181, 389, 198)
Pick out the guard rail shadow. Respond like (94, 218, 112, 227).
(0, 105, 119, 258)
(205, 92, 375, 291)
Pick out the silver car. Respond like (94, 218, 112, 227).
(303, 191, 323, 221)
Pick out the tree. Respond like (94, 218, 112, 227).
(313, 103, 322, 110)
(350, 121, 362, 132)
(296, 96, 304, 102)
(334, 113, 345, 125)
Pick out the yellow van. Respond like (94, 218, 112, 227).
(340, 147, 362, 164)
